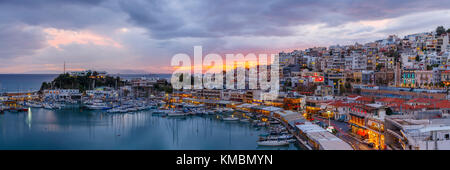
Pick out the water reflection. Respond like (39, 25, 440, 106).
(25, 108, 32, 129)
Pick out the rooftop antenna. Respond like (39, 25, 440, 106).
(64, 61, 66, 74)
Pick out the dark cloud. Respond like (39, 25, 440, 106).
(0, 0, 117, 29)
(2, 0, 449, 39)
(115, 0, 450, 39)
(0, 0, 450, 73)
(0, 0, 103, 5)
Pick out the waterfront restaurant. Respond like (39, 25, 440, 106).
(274, 110, 306, 127)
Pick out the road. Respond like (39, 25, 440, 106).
(312, 115, 374, 150)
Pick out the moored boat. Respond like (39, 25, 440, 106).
(222, 116, 239, 121)
(167, 111, 186, 117)
(239, 118, 250, 122)
(85, 102, 111, 110)
(265, 134, 294, 140)
(257, 140, 289, 146)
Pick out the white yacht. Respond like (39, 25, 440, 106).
(167, 111, 187, 117)
(222, 116, 239, 121)
(257, 140, 289, 146)
(86, 102, 111, 110)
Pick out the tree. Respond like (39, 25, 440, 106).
(447, 28, 450, 33)
(386, 108, 394, 115)
(436, 26, 446, 36)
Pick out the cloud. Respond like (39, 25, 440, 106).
(1, 0, 450, 73)
(118, 0, 450, 39)
(44, 28, 123, 49)
(0, 23, 46, 59)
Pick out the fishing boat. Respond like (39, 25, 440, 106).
(257, 140, 289, 146)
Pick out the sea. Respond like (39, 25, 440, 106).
(0, 74, 300, 150)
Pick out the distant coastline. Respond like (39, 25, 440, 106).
(0, 74, 172, 93)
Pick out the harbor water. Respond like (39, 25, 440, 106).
(0, 108, 300, 150)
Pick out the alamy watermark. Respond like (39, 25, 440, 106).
(170, 46, 279, 100)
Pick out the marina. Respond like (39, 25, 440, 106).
(0, 73, 356, 150)
(0, 106, 301, 150)
(0, 73, 302, 150)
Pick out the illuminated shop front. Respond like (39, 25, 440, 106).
(305, 106, 321, 120)
(321, 110, 334, 118)
(349, 112, 386, 150)
(350, 112, 367, 138)
(366, 119, 385, 150)
(283, 98, 302, 111)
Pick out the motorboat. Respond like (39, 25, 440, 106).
(43, 103, 60, 110)
(26, 102, 43, 108)
(265, 135, 294, 140)
(152, 110, 168, 116)
(222, 116, 239, 121)
(167, 111, 187, 117)
(107, 108, 121, 113)
(85, 102, 111, 110)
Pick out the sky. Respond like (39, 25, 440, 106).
(1, 0, 450, 74)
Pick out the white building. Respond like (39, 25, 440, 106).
(43, 89, 81, 99)
(386, 116, 450, 150)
